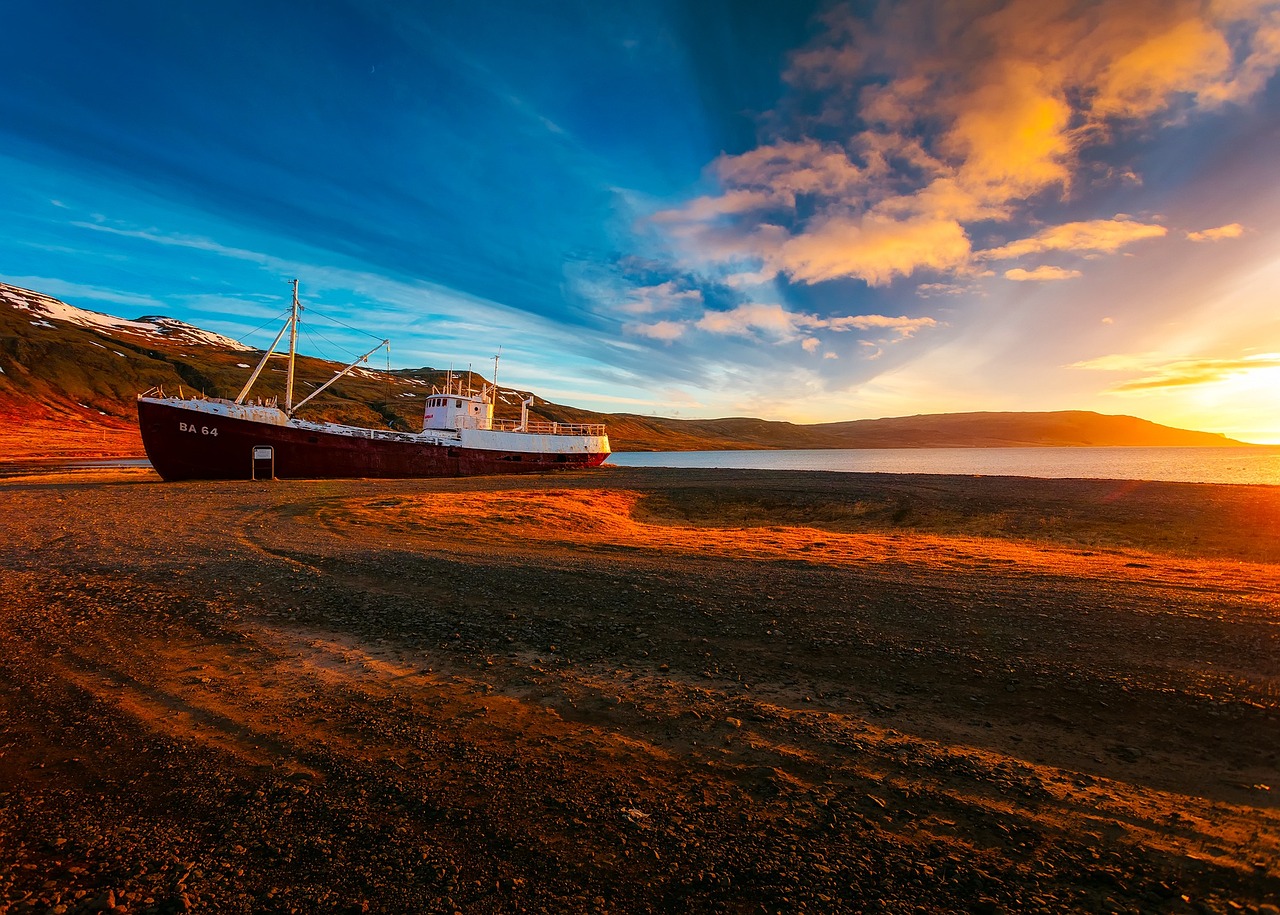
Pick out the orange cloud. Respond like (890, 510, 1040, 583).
(1069, 351, 1280, 391)
(1091, 18, 1233, 117)
(942, 61, 1074, 202)
(772, 212, 971, 286)
(716, 140, 871, 204)
(1186, 222, 1245, 241)
(653, 0, 1280, 289)
(982, 218, 1168, 260)
(1004, 266, 1083, 281)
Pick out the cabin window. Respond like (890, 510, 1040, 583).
(456, 400, 462, 407)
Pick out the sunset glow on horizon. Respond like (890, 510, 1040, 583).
(2, 1, 1278, 441)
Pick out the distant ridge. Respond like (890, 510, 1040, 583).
(0, 280, 1251, 460)
(533, 407, 1249, 451)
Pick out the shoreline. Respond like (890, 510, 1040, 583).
(2, 468, 1277, 912)
(5, 440, 1279, 488)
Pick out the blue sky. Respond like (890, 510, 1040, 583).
(3, 1, 1279, 441)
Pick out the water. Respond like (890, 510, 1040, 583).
(609, 446, 1280, 486)
(6, 450, 1277, 486)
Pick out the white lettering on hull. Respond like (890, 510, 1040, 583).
(178, 422, 219, 436)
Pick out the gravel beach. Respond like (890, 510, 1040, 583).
(1, 466, 1277, 914)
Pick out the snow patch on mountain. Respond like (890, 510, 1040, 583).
(1, 283, 253, 351)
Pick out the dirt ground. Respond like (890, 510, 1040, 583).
(0, 466, 1277, 914)
(0, 418, 144, 465)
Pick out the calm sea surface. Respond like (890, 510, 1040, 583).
(610, 446, 1280, 486)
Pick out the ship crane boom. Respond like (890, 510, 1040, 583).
(288, 338, 390, 416)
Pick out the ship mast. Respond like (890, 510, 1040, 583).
(284, 279, 301, 412)
(234, 315, 291, 405)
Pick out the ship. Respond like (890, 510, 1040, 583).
(137, 281, 610, 481)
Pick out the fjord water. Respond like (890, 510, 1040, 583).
(611, 446, 1280, 486)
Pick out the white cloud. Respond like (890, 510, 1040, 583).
(623, 320, 686, 342)
(617, 281, 703, 315)
(696, 302, 798, 338)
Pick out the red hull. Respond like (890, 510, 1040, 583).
(137, 398, 609, 482)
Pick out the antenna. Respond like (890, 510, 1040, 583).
(492, 348, 501, 407)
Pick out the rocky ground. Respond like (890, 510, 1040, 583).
(0, 466, 1277, 914)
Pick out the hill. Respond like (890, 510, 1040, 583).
(0, 281, 1249, 461)
(587, 410, 1246, 451)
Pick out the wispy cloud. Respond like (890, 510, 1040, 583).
(72, 221, 284, 270)
(626, 301, 938, 347)
(696, 302, 799, 338)
(623, 320, 686, 342)
(980, 218, 1167, 260)
(1070, 351, 1280, 391)
(70, 219, 549, 336)
(616, 281, 703, 316)
(1186, 222, 1245, 242)
(818, 313, 937, 336)
(1004, 265, 1083, 281)
(916, 282, 978, 297)
(0, 275, 166, 311)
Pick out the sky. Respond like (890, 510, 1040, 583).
(2, 0, 1279, 442)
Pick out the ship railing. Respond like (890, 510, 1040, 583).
(490, 419, 607, 436)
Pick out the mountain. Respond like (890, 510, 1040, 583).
(0, 281, 1249, 461)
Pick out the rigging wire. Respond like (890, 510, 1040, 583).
(295, 325, 331, 386)
(384, 342, 392, 422)
(298, 322, 347, 362)
(234, 307, 293, 348)
(302, 303, 388, 343)
(300, 318, 390, 366)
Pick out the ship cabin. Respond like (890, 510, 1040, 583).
(423, 388, 494, 432)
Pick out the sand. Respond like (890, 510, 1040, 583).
(0, 466, 1277, 914)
